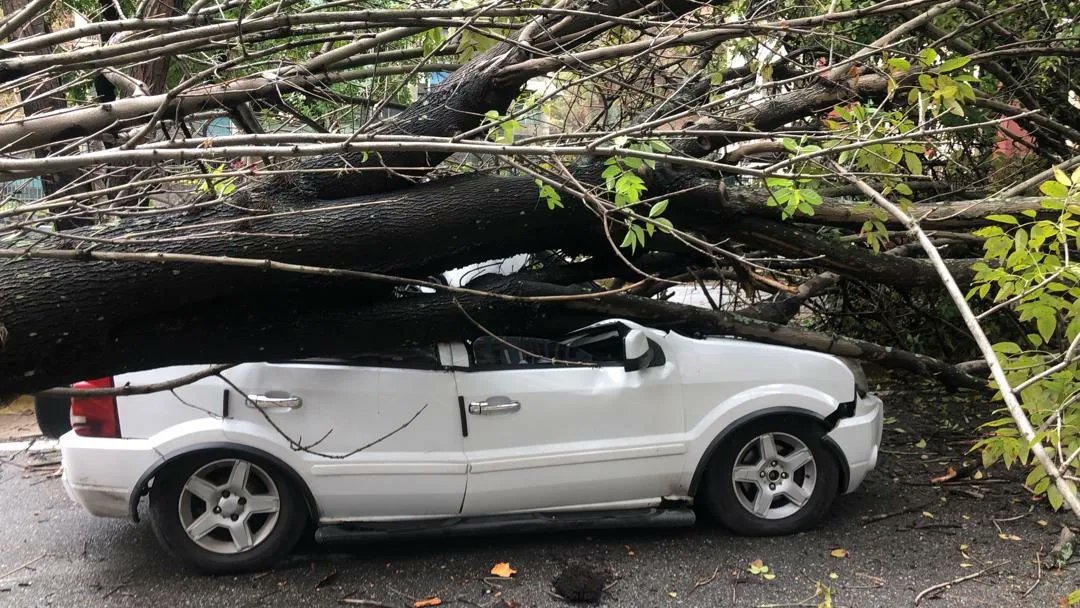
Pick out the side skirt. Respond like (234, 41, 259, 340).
(314, 507, 695, 545)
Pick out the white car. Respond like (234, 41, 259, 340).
(60, 320, 883, 573)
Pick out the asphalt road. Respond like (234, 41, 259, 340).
(2, 386, 1079, 607)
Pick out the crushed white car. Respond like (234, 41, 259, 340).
(60, 320, 883, 573)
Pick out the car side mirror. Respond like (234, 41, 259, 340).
(624, 329, 654, 372)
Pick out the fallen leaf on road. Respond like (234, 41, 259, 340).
(828, 572, 838, 580)
(830, 548, 848, 558)
(930, 466, 957, 484)
(998, 533, 1022, 541)
(668, 591, 677, 598)
(748, 559, 770, 575)
(762, 572, 776, 580)
(922, 511, 935, 519)
(915, 439, 927, 448)
(490, 563, 517, 578)
(414, 598, 441, 608)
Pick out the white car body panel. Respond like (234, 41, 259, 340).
(60, 320, 884, 524)
(453, 338, 686, 514)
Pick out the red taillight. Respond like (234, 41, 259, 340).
(70, 377, 120, 438)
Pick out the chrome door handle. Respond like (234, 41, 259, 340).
(468, 398, 520, 415)
(246, 393, 302, 409)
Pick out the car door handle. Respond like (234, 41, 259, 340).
(468, 399, 520, 415)
(246, 393, 303, 410)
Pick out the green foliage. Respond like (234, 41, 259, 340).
(765, 175, 822, 220)
(483, 110, 523, 144)
(970, 168, 1080, 508)
(598, 138, 674, 254)
(187, 165, 236, 197)
(535, 179, 563, 210)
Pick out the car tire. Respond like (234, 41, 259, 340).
(34, 395, 72, 438)
(700, 416, 839, 535)
(148, 452, 308, 574)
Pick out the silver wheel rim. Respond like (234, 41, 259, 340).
(731, 432, 816, 520)
(177, 459, 281, 554)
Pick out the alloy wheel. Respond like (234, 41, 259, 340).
(176, 458, 281, 554)
(731, 432, 817, 520)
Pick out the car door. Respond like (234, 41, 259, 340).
(453, 325, 686, 515)
(223, 345, 466, 521)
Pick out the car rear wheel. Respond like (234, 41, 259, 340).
(700, 417, 839, 535)
(148, 453, 307, 574)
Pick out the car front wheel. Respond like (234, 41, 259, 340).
(700, 417, 839, 535)
(148, 453, 307, 574)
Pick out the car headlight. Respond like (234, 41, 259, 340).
(840, 358, 869, 397)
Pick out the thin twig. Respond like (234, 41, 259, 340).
(689, 565, 721, 595)
(40, 364, 235, 397)
(913, 561, 1009, 606)
(1022, 550, 1042, 597)
(339, 599, 397, 608)
(861, 500, 933, 525)
(0, 553, 46, 579)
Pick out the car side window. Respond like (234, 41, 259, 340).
(295, 346, 441, 370)
(471, 336, 583, 367)
(563, 329, 625, 363)
(469, 332, 625, 369)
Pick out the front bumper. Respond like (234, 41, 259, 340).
(826, 393, 884, 493)
(60, 432, 163, 518)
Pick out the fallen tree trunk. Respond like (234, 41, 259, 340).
(0, 274, 986, 397)
(0, 148, 1012, 396)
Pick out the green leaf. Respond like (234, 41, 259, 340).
(650, 140, 672, 154)
(1034, 476, 1051, 495)
(1054, 167, 1072, 186)
(1041, 180, 1069, 198)
(939, 56, 971, 72)
(887, 57, 911, 72)
(800, 189, 823, 205)
(620, 228, 637, 252)
(986, 214, 1019, 225)
(993, 342, 1022, 354)
(1048, 485, 1064, 510)
(649, 199, 669, 218)
(904, 152, 923, 175)
(1037, 313, 1057, 342)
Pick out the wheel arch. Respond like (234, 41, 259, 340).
(128, 442, 319, 524)
(687, 407, 850, 497)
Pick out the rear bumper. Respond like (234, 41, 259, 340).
(827, 393, 883, 493)
(60, 432, 163, 518)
